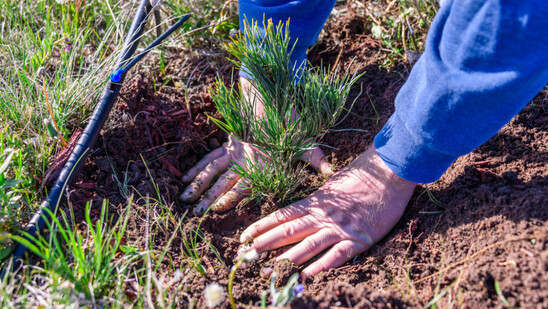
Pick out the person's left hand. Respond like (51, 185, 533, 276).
(180, 77, 333, 216)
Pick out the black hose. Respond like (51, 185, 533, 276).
(8, 0, 190, 267)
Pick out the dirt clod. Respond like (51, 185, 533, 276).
(273, 259, 300, 288)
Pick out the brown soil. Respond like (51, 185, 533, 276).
(63, 6, 547, 309)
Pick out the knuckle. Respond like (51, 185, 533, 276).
(304, 238, 319, 253)
(274, 209, 290, 221)
(315, 260, 330, 273)
(210, 179, 227, 191)
(282, 224, 296, 238)
(332, 244, 351, 259)
(252, 238, 264, 250)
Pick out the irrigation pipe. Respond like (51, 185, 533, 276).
(5, 0, 191, 271)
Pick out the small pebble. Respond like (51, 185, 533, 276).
(121, 112, 131, 123)
(260, 267, 273, 278)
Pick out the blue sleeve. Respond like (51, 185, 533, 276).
(374, 0, 548, 183)
(238, 0, 336, 79)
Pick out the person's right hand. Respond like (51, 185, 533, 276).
(180, 77, 333, 216)
(237, 147, 417, 279)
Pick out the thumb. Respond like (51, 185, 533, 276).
(300, 147, 333, 175)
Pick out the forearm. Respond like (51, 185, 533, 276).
(375, 0, 548, 183)
(238, 0, 336, 79)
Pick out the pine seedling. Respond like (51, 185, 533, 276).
(231, 155, 307, 204)
(208, 75, 255, 143)
(210, 18, 362, 205)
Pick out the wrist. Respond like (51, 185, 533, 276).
(351, 147, 417, 192)
(239, 76, 265, 117)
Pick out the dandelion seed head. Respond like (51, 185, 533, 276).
(204, 283, 225, 307)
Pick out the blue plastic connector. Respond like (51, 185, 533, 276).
(110, 68, 124, 83)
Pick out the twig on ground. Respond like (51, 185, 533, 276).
(414, 234, 540, 284)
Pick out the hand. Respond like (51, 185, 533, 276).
(238, 147, 417, 279)
(180, 77, 333, 215)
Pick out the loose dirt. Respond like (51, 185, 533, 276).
(61, 6, 547, 308)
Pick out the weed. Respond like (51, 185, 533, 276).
(424, 278, 458, 308)
(495, 280, 516, 309)
(228, 248, 260, 309)
(204, 282, 226, 307)
(268, 272, 304, 307)
(0, 149, 24, 231)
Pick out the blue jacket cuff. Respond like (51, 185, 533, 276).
(374, 113, 458, 184)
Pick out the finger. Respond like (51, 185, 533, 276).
(249, 216, 321, 252)
(193, 170, 240, 215)
(301, 240, 367, 279)
(211, 179, 251, 213)
(182, 146, 226, 183)
(180, 155, 231, 203)
(300, 147, 333, 175)
(239, 201, 309, 242)
(276, 229, 340, 265)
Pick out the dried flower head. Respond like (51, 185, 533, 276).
(204, 283, 225, 307)
(242, 248, 259, 262)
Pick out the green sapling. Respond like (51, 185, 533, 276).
(209, 18, 362, 205)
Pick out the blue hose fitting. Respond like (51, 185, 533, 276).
(110, 68, 124, 83)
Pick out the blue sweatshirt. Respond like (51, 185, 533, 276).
(239, 0, 548, 183)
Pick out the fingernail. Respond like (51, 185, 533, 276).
(239, 232, 250, 243)
(180, 191, 191, 203)
(194, 205, 205, 216)
(235, 245, 249, 260)
(180, 185, 197, 203)
(260, 267, 273, 278)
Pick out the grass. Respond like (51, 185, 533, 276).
(10, 200, 137, 303)
(231, 156, 308, 205)
(0, 0, 238, 233)
(495, 280, 516, 309)
(2, 193, 222, 307)
(0, 0, 234, 306)
(359, 0, 438, 66)
(0, 0, 131, 234)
